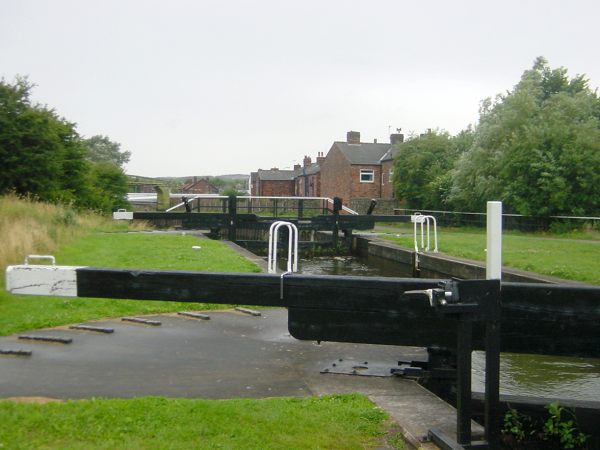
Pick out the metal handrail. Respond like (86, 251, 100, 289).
(267, 221, 299, 274)
(412, 213, 438, 253)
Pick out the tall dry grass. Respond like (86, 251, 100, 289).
(0, 194, 111, 271)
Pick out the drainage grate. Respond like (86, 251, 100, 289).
(69, 325, 114, 333)
(177, 311, 211, 320)
(18, 335, 73, 344)
(121, 317, 162, 326)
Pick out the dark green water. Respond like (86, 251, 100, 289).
(295, 256, 600, 402)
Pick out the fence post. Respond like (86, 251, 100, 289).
(228, 195, 237, 241)
(298, 199, 304, 219)
(485, 201, 502, 447)
(332, 197, 342, 246)
(486, 202, 502, 279)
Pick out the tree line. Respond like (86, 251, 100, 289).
(393, 57, 600, 216)
(0, 77, 130, 213)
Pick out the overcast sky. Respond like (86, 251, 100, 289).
(2, 0, 599, 177)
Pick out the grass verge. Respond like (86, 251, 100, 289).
(0, 394, 397, 449)
(377, 225, 600, 285)
(1, 232, 261, 336)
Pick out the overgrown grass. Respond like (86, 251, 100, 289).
(0, 394, 396, 449)
(0, 194, 114, 270)
(378, 225, 600, 285)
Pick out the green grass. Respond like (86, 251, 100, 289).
(377, 225, 600, 285)
(0, 232, 261, 336)
(0, 394, 397, 449)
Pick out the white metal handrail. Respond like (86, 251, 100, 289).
(412, 213, 438, 253)
(268, 221, 299, 274)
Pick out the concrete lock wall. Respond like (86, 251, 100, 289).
(352, 235, 584, 285)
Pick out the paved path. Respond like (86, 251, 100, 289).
(0, 307, 481, 448)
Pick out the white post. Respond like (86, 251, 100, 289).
(486, 201, 502, 279)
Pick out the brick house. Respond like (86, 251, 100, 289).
(320, 131, 402, 204)
(294, 153, 324, 197)
(181, 177, 219, 194)
(251, 168, 297, 196)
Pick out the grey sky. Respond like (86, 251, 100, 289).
(2, 0, 599, 177)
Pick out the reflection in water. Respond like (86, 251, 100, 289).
(296, 255, 413, 278)
(296, 255, 600, 402)
(473, 351, 600, 401)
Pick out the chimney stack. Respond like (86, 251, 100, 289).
(347, 130, 360, 144)
(294, 164, 301, 171)
(303, 155, 312, 167)
(316, 151, 325, 165)
(390, 133, 404, 146)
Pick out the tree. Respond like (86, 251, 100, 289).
(450, 57, 600, 215)
(0, 77, 129, 213)
(393, 129, 472, 209)
(85, 161, 129, 212)
(82, 135, 131, 168)
(0, 77, 88, 203)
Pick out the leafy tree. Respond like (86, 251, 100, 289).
(0, 77, 88, 203)
(82, 135, 131, 168)
(0, 77, 128, 213)
(85, 161, 129, 212)
(450, 57, 600, 215)
(393, 129, 472, 209)
(210, 177, 227, 189)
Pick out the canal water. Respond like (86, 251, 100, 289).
(294, 256, 600, 403)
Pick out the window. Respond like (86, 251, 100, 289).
(360, 169, 374, 183)
(389, 168, 394, 182)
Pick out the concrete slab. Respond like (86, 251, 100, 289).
(0, 308, 480, 448)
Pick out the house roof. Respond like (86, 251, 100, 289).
(380, 146, 400, 162)
(182, 177, 215, 189)
(333, 142, 392, 165)
(299, 163, 320, 176)
(257, 169, 297, 181)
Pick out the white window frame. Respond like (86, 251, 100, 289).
(389, 168, 394, 182)
(360, 169, 375, 183)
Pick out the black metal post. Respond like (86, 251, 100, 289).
(298, 199, 304, 219)
(484, 286, 502, 448)
(456, 316, 473, 445)
(228, 195, 237, 241)
(332, 197, 342, 247)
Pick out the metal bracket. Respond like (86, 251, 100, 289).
(280, 271, 292, 300)
(25, 255, 56, 266)
(404, 281, 459, 307)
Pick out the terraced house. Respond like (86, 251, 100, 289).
(320, 131, 403, 204)
(250, 130, 403, 205)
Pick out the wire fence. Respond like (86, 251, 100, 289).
(394, 208, 600, 232)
